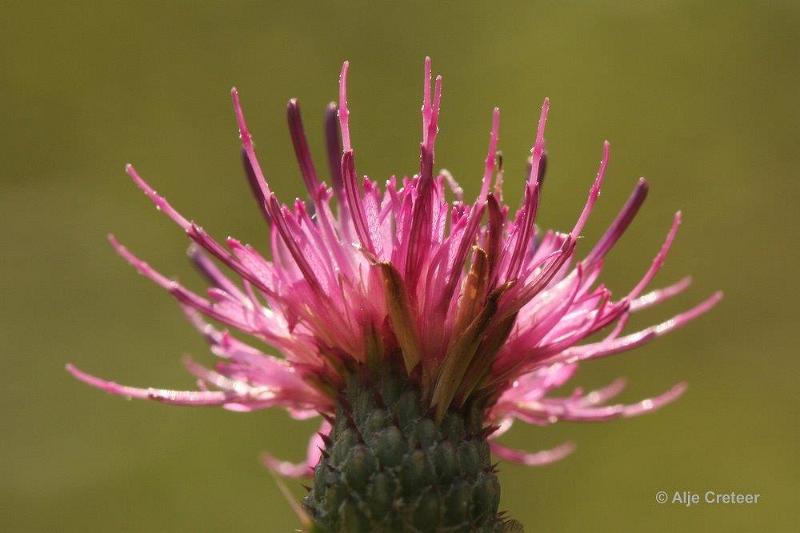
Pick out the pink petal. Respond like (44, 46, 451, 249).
(490, 440, 576, 466)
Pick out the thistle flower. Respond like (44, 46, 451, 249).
(69, 58, 720, 532)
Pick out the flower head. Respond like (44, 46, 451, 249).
(69, 58, 720, 479)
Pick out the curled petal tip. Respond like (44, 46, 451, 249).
(651, 291, 722, 336)
(66, 364, 103, 390)
(667, 381, 689, 398)
(261, 452, 310, 478)
(107, 232, 123, 248)
(630, 275, 694, 311)
(107, 234, 124, 253)
(231, 90, 242, 111)
(491, 440, 576, 467)
(627, 381, 688, 416)
(66, 364, 145, 399)
(701, 290, 724, 309)
(66, 363, 98, 388)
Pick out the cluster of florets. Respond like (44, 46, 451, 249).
(69, 58, 719, 477)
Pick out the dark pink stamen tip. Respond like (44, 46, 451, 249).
(324, 101, 343, 194)
(537, 151, 548, 185)
(287, 98, 320, 196)
(338, 61, 352, 153)
(583, 176, 650, 266)
(241, 148, 270, 222)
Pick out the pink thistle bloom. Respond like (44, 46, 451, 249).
(69, 58, 719, 528)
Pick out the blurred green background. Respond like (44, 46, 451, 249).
(2, 1, 798, 531)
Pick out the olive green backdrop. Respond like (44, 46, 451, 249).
(2, 1, 798, 531)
